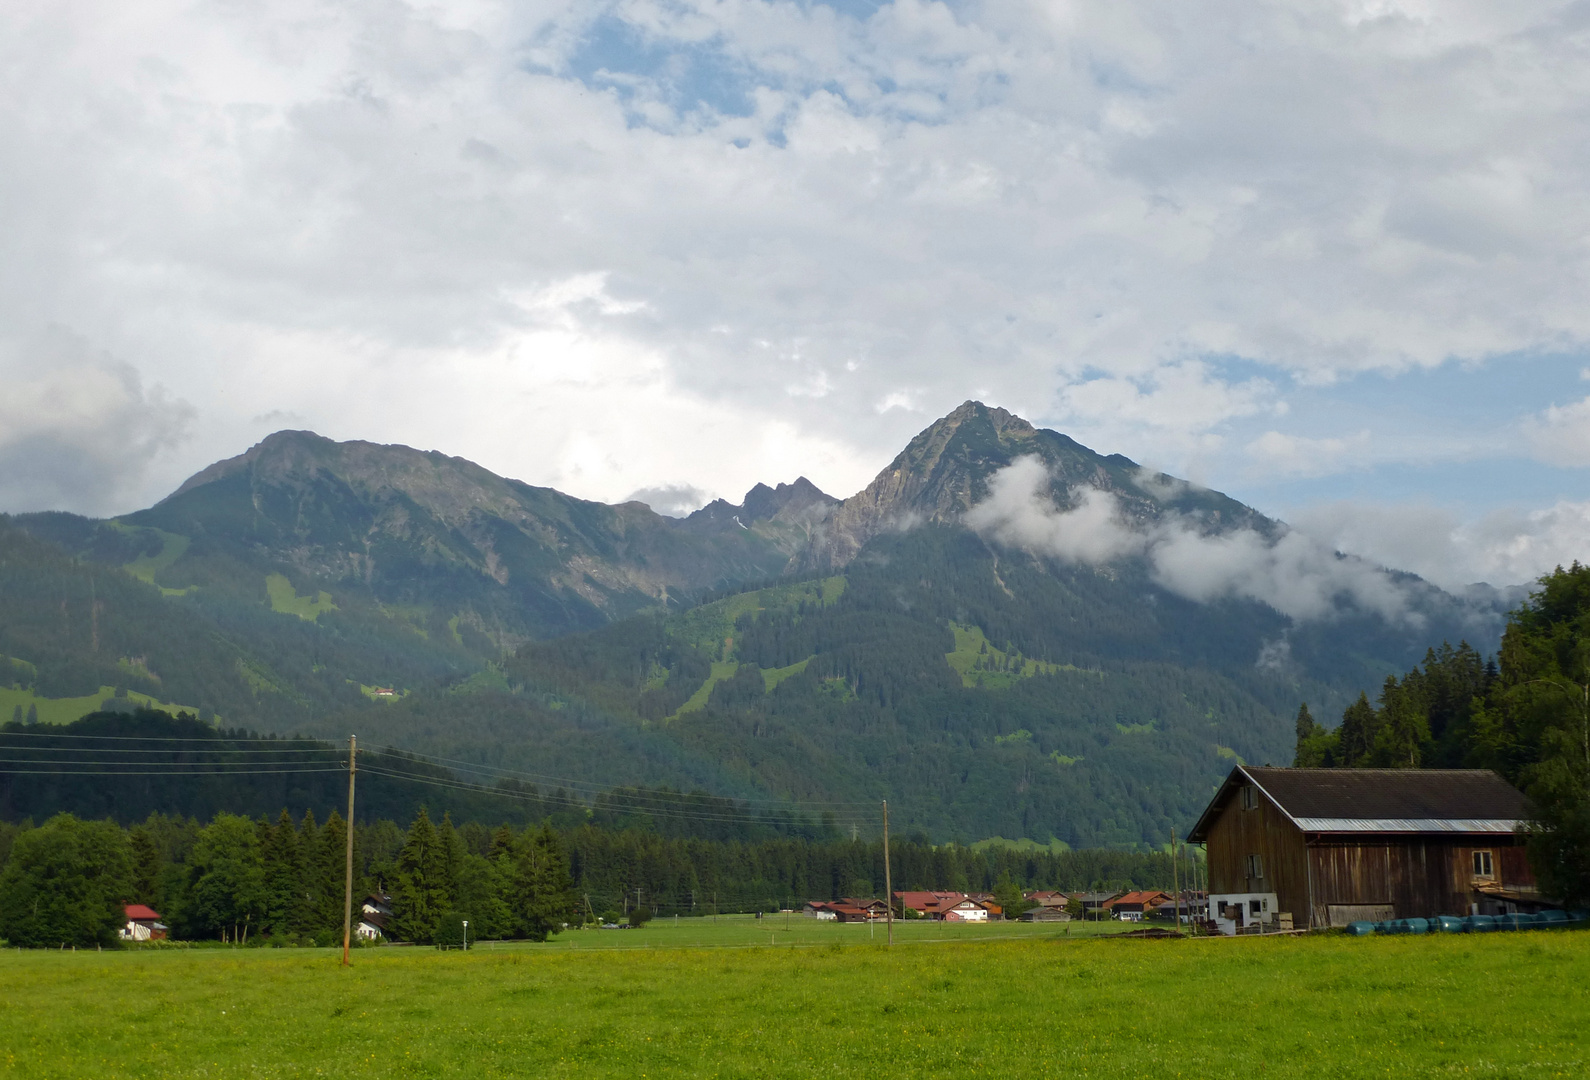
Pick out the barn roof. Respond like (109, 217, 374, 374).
(1188, 766, 1531, 842)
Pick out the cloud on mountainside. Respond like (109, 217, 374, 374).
(965, 457, 1418, 624)
(1290, 498, 1590, 592)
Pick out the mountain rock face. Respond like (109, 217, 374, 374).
(810, 401, 1266, 568)
(680, 476, 839, 537)
(133, 430, 811, 637)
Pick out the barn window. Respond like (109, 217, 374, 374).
(1246, 854, 1264, 878)
(1240, 785, 1258, 810)
(1472, 851, 1494, 879)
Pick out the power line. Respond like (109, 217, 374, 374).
(0, 766, 347, 776)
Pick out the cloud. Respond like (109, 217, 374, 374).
(4, 0, 1590, 513)
(967, 457, 1416, 623)
(1243, 430, 1373, 479)
(0, 329, 194, 514)
(1291, 499, 1590, 590)
(1524, 396, 1590, 467)
(622, 483, 712, 517)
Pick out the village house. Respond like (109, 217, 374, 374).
(893, 891, 968, 919)
(356, 892, 393, 941)
(1189, 765, 1539, 934)
(120, 904, 167, 941)
(1104, 890, 1172, 922)
(942, 898, 997, 922)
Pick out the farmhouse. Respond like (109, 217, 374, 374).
(357, 892, 394, 941)
(120, 904, 167, 941)
(1189, 765, 1538, 934)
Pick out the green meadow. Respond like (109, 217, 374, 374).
(1, 920, 1584, 1079)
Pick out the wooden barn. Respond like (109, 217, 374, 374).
(1188, 766, 1539, 933)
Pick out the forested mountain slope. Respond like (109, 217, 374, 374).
(0, 403, 1516, 845)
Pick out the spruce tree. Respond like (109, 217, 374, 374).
(391, 808, 448, 943)
(260, 809, 306, 936)
(314, 811, 349, 934)
(128, 825, 162, 906)
(1337, 693, 1378, 767)
(24, 703, 37, 725)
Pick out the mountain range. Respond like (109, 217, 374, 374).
(0, 402, 1517, 844)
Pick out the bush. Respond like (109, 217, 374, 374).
(628, 905, 653, 927)
(433, 913, 475, 949)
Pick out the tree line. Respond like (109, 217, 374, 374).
(1291, 562, 1590, 905)
(0, 807, 1183, 948)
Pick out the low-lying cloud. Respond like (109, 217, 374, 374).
(966, 457, 1416, 624)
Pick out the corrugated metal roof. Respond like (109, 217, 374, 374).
(1188, 766, 1532, 842)
(1291, 817, 1525, 834)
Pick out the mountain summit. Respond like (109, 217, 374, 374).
(811, 400, 1263, 567)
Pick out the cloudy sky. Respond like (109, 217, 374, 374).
(3, 0, 1588, 590)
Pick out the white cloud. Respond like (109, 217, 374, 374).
(0, 329, 194, 513)
(1524, 396, 1590, 467)
(1243, 430, 1373, 479)
(1291, 499, 1590, 590)
(967, 456, 1417, 623)
(2, 0, 1590, 513)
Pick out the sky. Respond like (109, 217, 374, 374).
(2, 0, 1588, 591)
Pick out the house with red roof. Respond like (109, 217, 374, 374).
(1104, 891, 1173, 922)
(893, 891, 968, 919)
(120, 904, 167, 941)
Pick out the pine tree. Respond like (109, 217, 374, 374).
(128, 825, 161, 905)
(260, 809, 306, 936)
(507, 823, 574, 942)
(391, 808, 449, 943)
(9, 705, 20, 725)
(1337, 693, 1378, 767)
(313, 810, 349, 935)
(24, 703, 37, 725)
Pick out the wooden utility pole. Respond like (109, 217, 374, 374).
(341, 734, 357, 967)
(882, 800, 893, 947)
(1170, 829, 1179, 929)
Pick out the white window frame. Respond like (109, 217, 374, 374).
(1472, 850, 1494, 879)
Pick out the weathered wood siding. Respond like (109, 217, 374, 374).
(1306, 838, 1533, 926)
(1203, 783, 1311, 924)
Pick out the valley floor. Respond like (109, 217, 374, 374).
(1, 922, 1583, 1078)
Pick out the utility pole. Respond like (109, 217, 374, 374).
(342, 735, 356, 967)
(882, 800, 893, 947)
(1170, 829, 1179, 928)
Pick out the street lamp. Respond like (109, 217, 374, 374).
(462, 919, 468, 951)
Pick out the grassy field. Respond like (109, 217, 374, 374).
(1, 918, 1584, 1079)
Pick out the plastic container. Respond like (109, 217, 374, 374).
(1345, 921, 1376, 936)
(1434, 915, 1464, 934)
(1492, 912, 1524, 931)
(1535, 910, 1568, 928)
(1462, 914, 1495, 933)
(1404, 918, 1429, 935)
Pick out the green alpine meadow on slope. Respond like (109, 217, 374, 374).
(0, 927, 1584, 1078)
